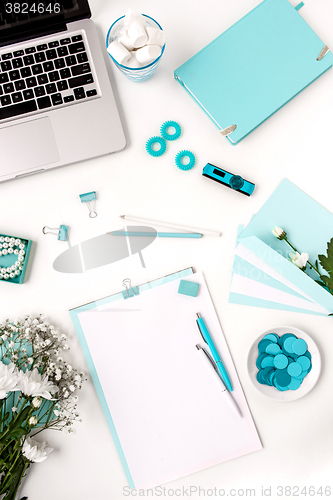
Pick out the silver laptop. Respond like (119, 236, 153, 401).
(0, 0, 126, 182)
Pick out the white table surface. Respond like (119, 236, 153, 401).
(2, 0, 333, 499)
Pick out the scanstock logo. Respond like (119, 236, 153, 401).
(53, 226, 157, 272)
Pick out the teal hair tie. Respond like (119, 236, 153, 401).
(175, 150, 196, 171)
(160, 121, 182, 141)
(145, 136, 167, 157)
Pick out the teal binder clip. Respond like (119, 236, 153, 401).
(80, 191, 97, 218)
(122, 278, 139, 300)
(42, 225, 69, 241)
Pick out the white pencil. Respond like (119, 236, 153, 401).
(120, 215, 221, 237)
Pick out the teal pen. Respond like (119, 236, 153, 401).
(111, 231, 202, 238)
(196, 313, 233, 391)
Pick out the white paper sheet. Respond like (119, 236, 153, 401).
(77, 272, 262, 489)
(230, 273, 328, 314)
(233, 243, 330, 315)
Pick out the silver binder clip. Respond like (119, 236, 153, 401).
(317, 45, 330, 61)
(220, 124, 237, 137)
(79, 191, 97, 218)
(122, 278, 139, 299)
(42, 225, 69, 242)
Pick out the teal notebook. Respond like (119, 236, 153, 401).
(174, 0, 333, 145)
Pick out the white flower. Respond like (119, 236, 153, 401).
(12, 406, 18, 412)
(272, 226, 286, 240)
(0, 361, 20, 399)
(29, 415, 38, 426)
(32, 397, 42, 409)
(16, 368, 59, 399)
(289, 251, 309, 270)
(22, 436, 53, 463)
(8, 341, 15, 348)
(27, 358, 33, 365)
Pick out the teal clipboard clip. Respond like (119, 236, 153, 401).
(122, 278, 139, 299)
(79, 191, 97, 218)
(42, 224, 69, 242)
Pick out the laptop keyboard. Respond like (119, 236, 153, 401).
(0, 33, 99, 121)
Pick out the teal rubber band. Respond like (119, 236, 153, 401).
(175, 150, 196, 171)
(145, 136, 167, 157)
(160, 120, 182, 141)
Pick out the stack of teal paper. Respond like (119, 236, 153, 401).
(229, 179, 333, 316)
(174, 0, 333, 144)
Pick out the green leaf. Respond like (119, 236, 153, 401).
(5, 460, 25, 498)
(318, 238, 333, 275)
(5, 427, 28, 440)
(320, 274, 333, 291)
(12, 406, 30, 429)
(0, 407, 31, 443)
(314, 280, 327, 288)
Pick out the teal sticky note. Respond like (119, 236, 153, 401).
(178, 280, 199, 297)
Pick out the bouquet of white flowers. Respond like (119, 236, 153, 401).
(0, 315, 85, 500)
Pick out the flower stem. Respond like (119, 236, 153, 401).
(283, 237, 322, 277)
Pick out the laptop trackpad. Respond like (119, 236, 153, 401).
(0, 117, 60, 177)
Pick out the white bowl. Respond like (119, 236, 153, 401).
(247, 326, 321, 402)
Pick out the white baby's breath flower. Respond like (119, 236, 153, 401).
(12, 406, 18, 412)
(272, 226, 286, 240)
(29, 415, 38, 426)
(22, 436, 53, 463)
(289, 251, 309, 270)
(27, 357, 33, 365)
(0, 361, 19, 399)
(16, 368, 59, 399)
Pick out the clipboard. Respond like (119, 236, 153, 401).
(70, 268, 262, 489)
